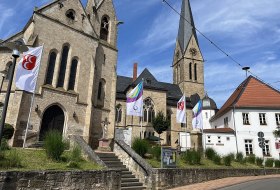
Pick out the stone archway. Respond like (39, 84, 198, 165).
(39, 105, 65, 141)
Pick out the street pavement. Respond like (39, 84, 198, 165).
(170, 175, 280, 190)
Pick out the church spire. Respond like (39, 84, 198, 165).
(177, 0, 198, 53)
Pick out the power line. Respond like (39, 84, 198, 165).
(162, 0, 280, 91)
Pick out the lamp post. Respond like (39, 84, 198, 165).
(0, 40, 28, 148)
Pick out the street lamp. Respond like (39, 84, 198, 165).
(0, 40, 28, 148)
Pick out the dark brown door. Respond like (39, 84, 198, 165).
(39, 105, 64, 141)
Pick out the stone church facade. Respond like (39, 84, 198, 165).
(0, 0, 118, 149)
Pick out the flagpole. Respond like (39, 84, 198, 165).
(23, 45, 44, 148)
(140, 78, 144, 139)
(184, 94, 187, 151)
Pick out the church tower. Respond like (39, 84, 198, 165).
(172, 0, 204, 98)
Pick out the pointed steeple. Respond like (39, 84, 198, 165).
(177, 0, 198, 53)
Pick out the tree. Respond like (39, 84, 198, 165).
(152, 111, 170, 143)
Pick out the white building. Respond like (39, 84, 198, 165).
(209, 76, 280, 159)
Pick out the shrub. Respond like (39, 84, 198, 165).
(223, 154, 233, 166)
(256, 157, 264, 167)
(205, 148, 216, 160)
(0, 138, 10, 151)
(181, 150, 201, 165)
(228, 153, 235, 160)
(150, 145, 161, 161)
(274, 160, 280, 168)
(265, 159, 274, 167)
(67, 161, 80, 168)
(213, 154, 222, 165)
(8, 149, 22, 168)
(70, 144, 82, 162)
(236, 152, 244, 163)
(44, 130, 67, 161)
(247, 154, 256, 164)
(132, 138, 149, 158)
(3, 124, 14, 140)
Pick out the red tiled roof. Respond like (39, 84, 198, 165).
(204, 128, 235, 134)
(211, 76, 280, 121)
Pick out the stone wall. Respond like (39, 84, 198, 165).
(151, 168, 280, 190)
(0, 170, 121, 190)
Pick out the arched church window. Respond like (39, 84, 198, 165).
(5, 62, 12, 81)
(57, 45, 70, 88)
(189, 62, 192, 80)
(100, 16, 109, 41)
(143, 98, 155, 123)
(68, 58, 78, 91)
(45, 51, 57, 85)
(115, 104, 122, 123)
(66, 9, 76, 20)
(194, 63, 197, 81)
(97, 79, 106, 101)
(177, 65, 180, 82)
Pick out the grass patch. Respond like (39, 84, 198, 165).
(0, 148, 102, 171)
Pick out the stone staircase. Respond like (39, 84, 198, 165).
(27, 141, 44, 148)
(96, 152, 146, 190)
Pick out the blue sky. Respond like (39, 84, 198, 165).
(1, 0, 280, 108)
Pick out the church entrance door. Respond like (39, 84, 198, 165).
(39, 105, 65, 141)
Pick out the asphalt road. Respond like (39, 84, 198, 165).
(218, 178, 280, 190)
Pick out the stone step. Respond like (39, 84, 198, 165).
(121, 186, 146, 190)
(121, 182, 143, 187)
(121, 174, 135, 179)
(28, 141, 44, 148)
(121, 171, 133, 175)
(101, 157, 120, 161)
(96, 152, 117, 158)
(121, 178, 139, 183)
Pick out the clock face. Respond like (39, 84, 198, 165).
(189, 48, 197, 56)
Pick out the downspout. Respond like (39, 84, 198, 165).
(232, 105, 239, 153)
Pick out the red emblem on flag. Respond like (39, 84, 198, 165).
(22, 54, 37, 70)
(177, 101, 184, 110)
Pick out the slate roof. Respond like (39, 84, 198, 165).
(177, 0, 199, 53)
(210, 76, 280, 121)
(116, 68, 184, 107)
(204, 128, 235, 134)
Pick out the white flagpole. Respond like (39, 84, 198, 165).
(140, 78, 144, 139)
(23, 45, 44, 148)
(184, 94, 188, 151)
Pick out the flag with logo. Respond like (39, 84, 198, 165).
(126, 81, 143, 116)
(176, 95, 186, 123)
(15, 46, 43, 93)
(192, 100, 203, 129)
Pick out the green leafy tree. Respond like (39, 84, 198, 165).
(152, 111, 170, 142)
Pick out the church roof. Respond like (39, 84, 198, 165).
(211, 76, 280, 121)
(116, 68, 183, 107)
(177, 0, 199, 53)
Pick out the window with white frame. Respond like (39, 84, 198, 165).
(276, 113, 280, 125)
(262, 140, 270, 156)
(224, 117, 229, 128)
(242, 113, 250, 125)
(244, 139, 253, 155)
(259, 113, 267, 125)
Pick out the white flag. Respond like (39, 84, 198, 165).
(126, 81, 143, 116)
(192, 100, 203, 129)
(176, 95, 186, 123)
(15, 46, 43, 93)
